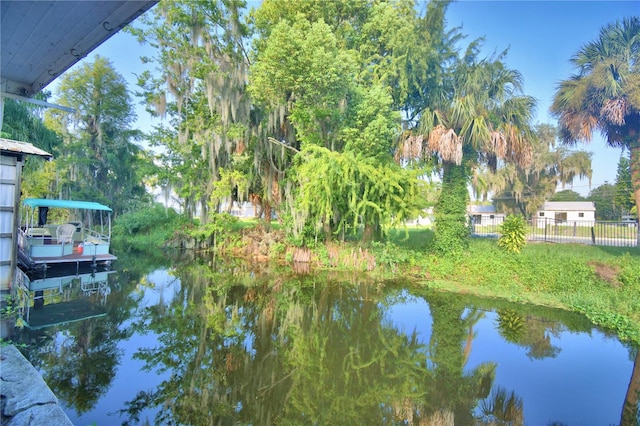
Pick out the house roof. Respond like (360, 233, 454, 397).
(468, 205, 497, 214)
(0, 137, 52, 159)
(1, 1, 157, 97)
(541, 201, 596, 211)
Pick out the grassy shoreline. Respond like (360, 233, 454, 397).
(113, 214, 640, 345)
(274, 229, 640, 345)
(374, 232, 640, 345)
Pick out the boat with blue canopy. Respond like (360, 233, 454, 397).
(17, 198, 116, 270)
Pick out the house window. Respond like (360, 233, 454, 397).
(539, 212, 545, 217)
(578, 212, 584, 218)
(489, 215, 495, 219)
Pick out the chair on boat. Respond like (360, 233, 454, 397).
(56, 224, 76, 244)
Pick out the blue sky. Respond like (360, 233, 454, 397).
(58, 0, 638, 196)
(445, 0, 638, 195)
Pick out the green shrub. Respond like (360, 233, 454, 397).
(188, 212, 239, 241)
(113, 204, 192, 249)
(370, 241, 414, 268)
(498, 215, 527, 254)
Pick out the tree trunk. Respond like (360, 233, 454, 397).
(629, 142, 640, 246)
(263, 203, 272, 232)
(199, 198, 208, 225)
(433, 162, 470, 255)
(323, 218, 332, 242)
(362, 222, 375, 243)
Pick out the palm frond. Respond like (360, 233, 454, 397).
(601, 97, 627, 125)
(428, 124, 463, 164)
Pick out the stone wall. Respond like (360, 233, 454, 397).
(0, 344, 73, 425)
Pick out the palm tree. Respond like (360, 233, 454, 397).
(401, 45, 536, 254)
(477, 124, 592, 218)
(551, 17, 640, 229)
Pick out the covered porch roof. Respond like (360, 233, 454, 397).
(1, 1, 157, 98)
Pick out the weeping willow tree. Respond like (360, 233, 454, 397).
(0, 95, 61, 152)
(292, 145, 428, 244)
(131, 0, 251, 223)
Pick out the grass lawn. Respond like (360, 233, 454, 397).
(379, 229, 640, 344)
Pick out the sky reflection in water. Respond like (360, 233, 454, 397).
(388, 299, 633, 425)
(14, 266, 637, 425)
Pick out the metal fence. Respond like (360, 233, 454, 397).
(470, 217, 639, 248)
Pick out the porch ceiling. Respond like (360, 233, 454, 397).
(1, 1, 157, 97)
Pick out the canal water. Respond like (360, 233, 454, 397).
(6, 250, 639, 425)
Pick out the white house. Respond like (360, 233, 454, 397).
(536, 201, 596, 227)
(468, 205, 505, 226)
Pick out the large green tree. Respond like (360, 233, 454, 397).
(249, 0, 445, 242)
(551, 17, 640, 230)
(132, 0, 251, 223)
(47, 55, 150, 215)
(249, 17, 357, 150)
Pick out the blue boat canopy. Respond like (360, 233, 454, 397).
(22, 198, 112, 212)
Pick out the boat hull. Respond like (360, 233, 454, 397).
(18, 245, 116, 271)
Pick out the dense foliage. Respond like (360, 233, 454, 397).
(291, 145, 430, 245)
(432, 163, 470, 255)
(6, 3, 636, 254)
(112, 204, 192, 250)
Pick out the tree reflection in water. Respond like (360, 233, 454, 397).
(116, 259, 530, 425)
(11, 254, 639, 425)
(13, 270, 137, 415)
(622, 349, 640, 426)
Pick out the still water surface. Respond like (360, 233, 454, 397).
(9, 252, 640, 425)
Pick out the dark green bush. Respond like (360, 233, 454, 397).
(113, 204, 192, 249)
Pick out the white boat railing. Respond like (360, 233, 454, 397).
(17, 228, 30, 252)
(83, 227, 109, 244)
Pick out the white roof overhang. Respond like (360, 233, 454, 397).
(0, 1, 157, 97)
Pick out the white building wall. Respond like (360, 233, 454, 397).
(0, 155, 18, 291)
(537, 209, 595, 227)
(476, 213, 505, 226)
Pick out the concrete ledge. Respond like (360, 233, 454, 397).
(1, 344, 73, 426)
